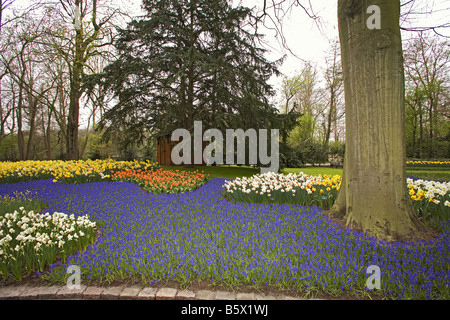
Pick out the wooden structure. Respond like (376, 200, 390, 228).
(157, 136, 174, 166)
(157, 136, 207, 166)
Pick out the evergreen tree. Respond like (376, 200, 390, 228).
(98, 0, 283, 153)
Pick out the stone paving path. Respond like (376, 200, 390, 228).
(0, 284, 317, 300)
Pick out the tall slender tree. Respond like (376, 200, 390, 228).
(0, 0, 16, 143)
(404, 33, 450, 158)
(51, 0, 119, 160)
(323, 40, 343, 145)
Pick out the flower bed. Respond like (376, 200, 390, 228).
(407, 178, 450, 222)
(111, 168, 208, 193)
(0, 159, 159, 184)
(0, 178, 448, 299)
(224, 172, 450, 228)
(0, 162, 449, 299)
(0, 206, 97, 281)
(223, 172, 341, 208)
(406, 160, 450, 167)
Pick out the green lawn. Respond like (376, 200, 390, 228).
(161, 165, 448, 181)
(406, 170, 450, 182)
(161, 165, 344, 179)
(282, 167, 343, 176)
(160, 165, 259, 179)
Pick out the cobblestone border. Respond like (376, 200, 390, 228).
(0, 285, 317, 300)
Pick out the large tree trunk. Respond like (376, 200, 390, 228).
(330, 0, 425, 241)
(66, 27, 83, 160)
(66, 84, 80, 160)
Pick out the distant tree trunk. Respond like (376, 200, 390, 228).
(419, 104, 423, 158)
(324, 41, 342, 146)
(324, 89, 335, 145)
(42, 106, 53, 160)
(16, 69, 26, 160)
(25, 94, 38, 160)
(0, 4, 4, 143)
(330, 0, 425, 241)
(57, 69, 67, 157)
(428, 97, 433, 157)
(80, 111, 93, 158)
(411, 111, 417, 157)
(333, 111, 339, 142)
(0, 76, 4, 142)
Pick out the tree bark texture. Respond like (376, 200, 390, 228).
(66, 25, 83, 160)
(331, 0, 425, 241)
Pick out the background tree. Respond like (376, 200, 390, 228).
(98, 0, 283, 167)
(49, 0, 120, 160)
(278, 73, 304, 167)
(0, 11, 51, 160)
(0, 0, 126, 160)
(322, 39, 344, 146)
(405, 86, 426, 158)
(280, 61, 334, 166)
(0, 0, 46, 144)
(404, 33, 449, 159)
